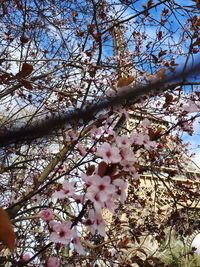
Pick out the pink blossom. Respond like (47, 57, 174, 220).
(65, 129, 77, 142)
(80, 51, 90, 61)
(106, 117, 113, 124)
(131, 133, 155, 149)
(50, 221, 73, 245)
(102, 126, 115, 137)
(143, 139, 156, 150)
(116, 135, 131, 148)
(73, 194, 84, 204)
(141, 118, 151, 129)
(104, 195, 117, 212)
(53, 181, 75, 199)
(47, 256, 60, 267)
(120, 147, 135, 162)
(131, 132, 146, 145)
(85, 209, 106, 236)
(81, 173, 93, 187)
(89, 175, 115, 199)
(40, 208, 53, 222)
(86, 191, 103, 211)
(120, 160, 136, 173)
(63, 181, 76, 194)
(77, 143, 87, 156)
(97, 143, 121, 163)
(86, 175, 116, 211)
(90, 126, 102, 139)
(132, 172, 140, 180)
(72, 233, 85, 255)
(113, 179, 128, 204)
(22, 253, 31, 262)
(182, 100, 199, 113)
(31, 194, 41, 204)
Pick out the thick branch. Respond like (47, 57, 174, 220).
(0, 62, 199, 147)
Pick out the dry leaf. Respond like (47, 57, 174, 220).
(16, 63, 33, 78)
(21, 63, 33, 77)
(0, 208, 16, 251)
(147, 0, 154, 8)
(20, 35, 29, 44)
(157, 30, 163, 40)
(118, 237, 130, 248)
(86, 164, 95, 176)
(192, 38, 200, 46)
(117, 76, 135, 87)
(193, 0, 200, 8)
(21, 79, 33, 90)
(97, 161, 108, 177)
(156, 68, 166, 79)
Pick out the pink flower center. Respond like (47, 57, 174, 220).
(117, 189, 121, 195)
(99, 184, 105, 191)
(94, 194, 100, 201)
(86, 219, 92, 225)
(106, 151, 111, 158)
(72, 238, 77, 244)
(59, 230, 66, 237)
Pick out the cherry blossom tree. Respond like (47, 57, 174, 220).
(0, 0, 200, 266)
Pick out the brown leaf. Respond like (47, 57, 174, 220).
(192, 38, 200, 46)
(87, 24, 95, 35)
(72, 11, 78, 17)
(0, 208, 16, 251)
(158, 49, 167, 58)
(148, 127, 163, 140)
(156, 68, 166, 79)
(2, 3, 8, 14)
(106, 164, 118, 177)
(151, 54, 159, 63)
(21, 79, 33, 90)
(33, 176, 40, 190)
(162, 8, 169, 16)
(157, 30, 163, 40)
(86, 165, 95, 176)
(14, 0, 23, 9)
(92, 32, 101, 42)
(76, 29, 84, 37)
(20, 35, 29, 44)
(147, 0, 154, 8)
(118, 237, 130, 248)
(117, 76, 135, 87)
(193, 0, 200, 8)
(97, 162, 108, 177)
(21, 63, 33, 77)
(165, 92, 173, 101)
(16, 63, 33, 78)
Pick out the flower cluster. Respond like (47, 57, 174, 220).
(85, 209, 106, 236)
(47, 256, 60, 267)
(40, 131, 155, 253)
(97, 132, 155, 172)
(49, 220, 85, 254)
(81, 172, 128, 236)
(40, 208, 85, 254)
(53, 181, 75, 199)
(40, 208, 54, 222)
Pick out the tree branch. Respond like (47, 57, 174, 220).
(0, 62, 199, 147)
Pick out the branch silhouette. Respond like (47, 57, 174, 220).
(0, 62, 199, 147)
